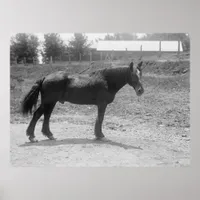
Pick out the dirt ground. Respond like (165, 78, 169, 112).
(10, 60, 190, 167)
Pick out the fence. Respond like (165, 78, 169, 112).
(11, 49, 190, 67)
(10, 56, 38, 66)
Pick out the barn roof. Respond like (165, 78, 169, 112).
(96, 40, 183, 52)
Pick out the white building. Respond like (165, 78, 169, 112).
(96, 40, 183, 52)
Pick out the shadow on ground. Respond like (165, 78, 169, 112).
(19, 138, 143, 150)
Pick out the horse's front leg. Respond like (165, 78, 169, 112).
(94, 102, 107, 139)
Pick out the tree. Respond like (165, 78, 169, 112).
(113, 33, 121, 40)
(104, 33, 137, 40)
(10, 33, 40, 64)
(28, 35, 40, 61)
(43, 33, 66, 63)
(116, 33, 137, 40)
(68, 33, 91, 60)
(182, 34, 190, 52)
(104, 34, 115, 40)
(10, 37, 17, 64)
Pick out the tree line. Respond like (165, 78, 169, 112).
(10, 33, 91, 64)
(10, 33, 190, 64)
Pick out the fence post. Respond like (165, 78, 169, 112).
(125, 48, 128, 61)
(15, 57, 18, 67)
(112, 50, 114, 61)
(178, 40, 180, 60)
(90, 52, 92, 63)
(24, 57, 26, 66)
(140, 45, 143, 58)
(79, 53, 81, 62)
(105, 53, 108, 62)
(50, 56, 53, 66)
(69, 54, 71, 64)
(159, 40, 162, 58)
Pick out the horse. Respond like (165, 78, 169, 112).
(21, 61, 144, 143)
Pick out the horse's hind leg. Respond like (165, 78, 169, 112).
(26, 105, 44, 142)
(94, 103, 107, 139)
(41, 102, 56, 140)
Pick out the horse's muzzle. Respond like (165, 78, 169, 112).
(136, 86, 144, 96)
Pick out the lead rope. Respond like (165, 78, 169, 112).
(78, 61, 94, 74)
(79, 61, 114, 74)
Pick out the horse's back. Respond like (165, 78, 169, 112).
(64, 73, 109, 105)
(68, 73, 106, 89)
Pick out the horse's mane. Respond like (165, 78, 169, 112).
(89, 66, 129, 77)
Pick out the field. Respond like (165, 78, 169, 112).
(10, 59, 190, 167)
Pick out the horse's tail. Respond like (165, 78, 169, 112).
(21, 78, 45, 116)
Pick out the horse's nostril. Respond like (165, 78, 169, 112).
(137, 88, 143, 95)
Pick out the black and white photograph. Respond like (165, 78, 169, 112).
(10, 32, 190, 167)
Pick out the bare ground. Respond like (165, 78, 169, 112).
(10, 60, 190, 167)
(10, 119, 190, 167)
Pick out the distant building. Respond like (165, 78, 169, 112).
(95, 40, 183, 60)
(96, 40, 183, 52)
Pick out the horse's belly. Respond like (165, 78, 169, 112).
(64, 88, 98, 105)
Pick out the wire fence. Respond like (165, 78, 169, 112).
(11, 50, 190, 68)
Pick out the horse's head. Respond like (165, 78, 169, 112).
(127, 61, 144, 96)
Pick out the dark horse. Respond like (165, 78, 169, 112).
(21, 61, 144, 143)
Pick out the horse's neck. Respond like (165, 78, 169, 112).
(105, 67, 128, 92)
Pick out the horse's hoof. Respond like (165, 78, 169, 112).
(99, 137, 110, 142)
(94, 136, 103, 140)
(29, 137, 38, 143)
(95, 137, 109, 142)
(48, 135, 56, 140)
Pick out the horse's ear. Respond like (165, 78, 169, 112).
(129, 62, 134, 72)
(137, 61, 143, 71)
